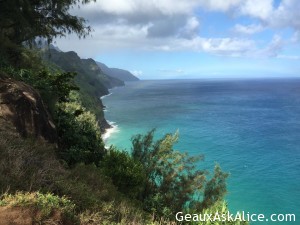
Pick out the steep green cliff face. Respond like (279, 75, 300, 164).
(44, 49, 124, 96)
(43, 49, 124, 130)
(96, 61, 140, 81)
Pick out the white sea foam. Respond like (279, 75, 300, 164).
(102, 121, 119, 146)
(100, 92, 112, 100)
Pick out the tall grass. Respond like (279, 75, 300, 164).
(0, 118, 63, 193)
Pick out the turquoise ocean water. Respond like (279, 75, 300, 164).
(102, 79, 300, 224)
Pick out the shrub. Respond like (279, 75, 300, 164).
(55, 164, 118, 211)
(131, 130, 228, 219)
(0, 61, 78, 113)
(56, 164, 150, 224)
(55, 94, 106, 166)
(79, 201, 150, 225)
(201, 164, 229, 210)
(101, 147, 146, 199)
(0, 191, 78, 224)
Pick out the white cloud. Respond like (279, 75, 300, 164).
(89, 0, 135, 14)
(239, 0, 273, 20)
(197, 0, 300, 34)
(95, 23, 149, 40)
(56, 31, 257, 58)
(268, 0, 300, 31)
(255, 35, 284, 57)
(265, 35, 284, 57)
(197, 0, 241, 11)
(195, 0, 274, 20)
(131, 70, 143, 77)
(55, 23, 150, 57)
(185, 17, 200, 31)
(202, 38, 254, 55)
(178, 16, 200, 38)
(55, 0, 300, 59)
(73, 0, 300, 33)
(78, 0, 199, 17)
(233, 24, 264, 35)
(150, 37, 256, 57)
(291, 31, 300, 43)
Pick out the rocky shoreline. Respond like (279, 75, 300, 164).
(100, 117, 112, 134)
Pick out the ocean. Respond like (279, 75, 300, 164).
(102, 79, 300, 224)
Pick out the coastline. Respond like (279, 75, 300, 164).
(102, 121, 119, 145)
(99, 91, 114, 133)
(99, 90, 119, 143)
(100, 118, 112, 133)
(100, 92, 113, 100)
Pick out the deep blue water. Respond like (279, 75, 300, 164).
(102, 79, 300, 224)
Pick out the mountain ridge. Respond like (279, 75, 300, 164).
(42, 48, 124, 132)
(96, 61, 139, 82)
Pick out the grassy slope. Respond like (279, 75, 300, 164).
(0, 117, 152, 224)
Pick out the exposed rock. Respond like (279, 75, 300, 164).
(0, 77, 57, 142)
(100, 118, 112, 133)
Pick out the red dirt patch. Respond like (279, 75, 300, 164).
(0, 77, 57, 142)
(0, 206, 33, 225)
(0, 206, 66, 225)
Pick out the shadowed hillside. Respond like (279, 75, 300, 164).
(97, 61, 139, 82)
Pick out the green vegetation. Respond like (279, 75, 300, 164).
(55, 92, 106, 166)
(96, 61, 140, 82)
(0, 0, 248, 224)
(0, 120, 62, 193)
(0, 192, 78, 224)
(191, 201, 248, 225)
(0, 0, 93, 65)
(42, 49, 125, 124)
(131, 130, 206, 217)
(129, 130, 229, 219)
(101, 147, 146, 199)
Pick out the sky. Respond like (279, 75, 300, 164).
(55, 0, 300, 79)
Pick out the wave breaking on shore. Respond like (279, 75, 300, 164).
(102, 121, 119, 145)
(100, 92, 112, 100)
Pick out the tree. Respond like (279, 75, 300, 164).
(55, 93, 106, 166)
(0, 0, 93, 44)
(0, 0, 94, 64)
(131, 130, 229, 218)
(101, 147, 146, 199)
(201, 164, 229, 209)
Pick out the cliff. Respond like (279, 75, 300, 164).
(44, 49, 124, 96)
(43, 49, 126, 132)
(96, 61, 140, 82)
(0, 75, 57, 142)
